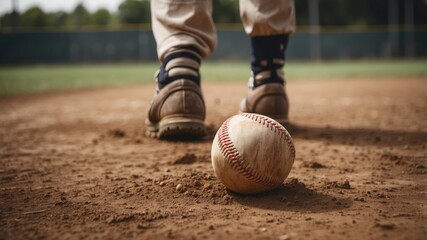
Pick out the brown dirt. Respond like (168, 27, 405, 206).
(1, 78, 426, 240)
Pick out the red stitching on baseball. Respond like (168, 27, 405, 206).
(217, 117, 282, 187)
(239, 113, 296, 157)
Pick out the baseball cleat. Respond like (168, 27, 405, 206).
(239, 82, 290, 128)
(145, 79, 206, 139)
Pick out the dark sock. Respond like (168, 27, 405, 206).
(156, 46, 201, 91)
(250, 34, 289, 88)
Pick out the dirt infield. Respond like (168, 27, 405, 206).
(1, 78, 426, 240)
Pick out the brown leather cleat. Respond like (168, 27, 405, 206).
(240, 83, 290, 127)
(145, 79, 206, 139)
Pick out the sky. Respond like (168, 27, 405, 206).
(0, 0, 124, 15)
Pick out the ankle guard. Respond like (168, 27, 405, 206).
(156, 46, 201, 92)
(250, 34, 289, 89)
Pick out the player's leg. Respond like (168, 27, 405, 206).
(239, 0, 296, 127)
(146, 0, 216, 139)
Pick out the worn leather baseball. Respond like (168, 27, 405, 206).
(211, 113, 296, 194)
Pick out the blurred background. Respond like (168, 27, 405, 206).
(0, 0, 426, 95)
(1, 0, 426, 63)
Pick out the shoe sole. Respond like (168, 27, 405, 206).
(146, 115, 206, 140)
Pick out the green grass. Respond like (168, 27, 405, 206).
(202, 60, 427, 81)
(0, 60, 426, 96)
(0, 64, 158, 96)
(286, 60, 427, 79)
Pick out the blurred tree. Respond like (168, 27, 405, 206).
(92, 8, 111, 26)
(20, 6, 48, 28)
(318, 0, 351, 25)
(412, 0, 427, 25)
(1, 0, 426, 30)
(296, 0, 427, 26)
(212, 0, 239, 23)
(48, 11, 69, 27)
(295, 0, 309, 26)
(0, 13, 12, 28)
(11, 10, 20, 28)
(71, 3, 90, 27)
(118, 0, 150, 24)
(363, 0, 388, 25)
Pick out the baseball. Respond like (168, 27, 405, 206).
(211, 113, 296, 194)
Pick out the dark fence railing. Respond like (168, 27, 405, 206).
(0, 27, 426, 64)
